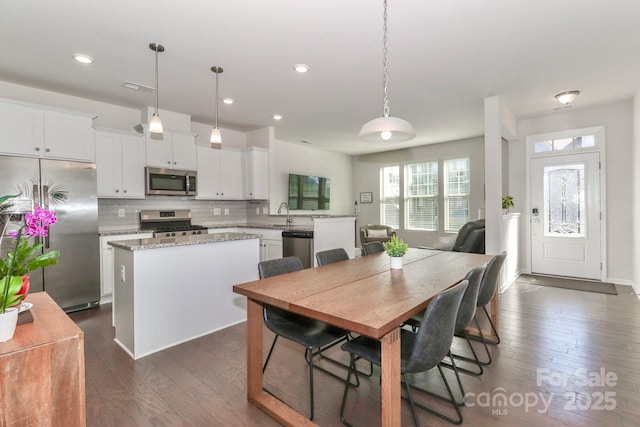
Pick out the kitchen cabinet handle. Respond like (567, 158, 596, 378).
(45, 148, 50, 152)
(35, 147, 40, 151)
(115, 189, 120, 193)
(123, 189, 127, 193)
(167, 161, 171, 165)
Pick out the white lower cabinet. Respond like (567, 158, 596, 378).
(100, 233, 153, 298)
(251, 228, 283, 262)
(209, 227, 283, 261)
(260, 238, 283, 261)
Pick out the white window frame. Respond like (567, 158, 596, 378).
(444, 157, 470, 233)
(404, 161, 438, 231)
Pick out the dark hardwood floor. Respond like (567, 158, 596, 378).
(69, 280, 640, 426)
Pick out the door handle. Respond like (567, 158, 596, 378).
(43, 185, 50, 249)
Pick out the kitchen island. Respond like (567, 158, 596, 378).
(109, 232, 260, 359)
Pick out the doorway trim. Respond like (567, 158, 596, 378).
(524, 126, 606, 281)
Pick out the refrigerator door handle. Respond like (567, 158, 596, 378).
(33, 184, 41, 245)
(43, 185, 50, 249)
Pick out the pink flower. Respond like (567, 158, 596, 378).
(23, 206, 57, 237)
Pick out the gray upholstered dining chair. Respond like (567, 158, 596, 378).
(316, 248, 349, 265)
(404, 265, 487, 404)
(258, 256, 350, 420)
(339, 280, 469, 426)
(361, 241, 385, 256)
(462, 251, 507, 366)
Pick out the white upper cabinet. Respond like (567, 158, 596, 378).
(196, 147, 243, 199)
(96, 129, 146, 198)
(145, 131, 196, 170)
(0, 99, 94, 162)
(244, 147, 269, 200)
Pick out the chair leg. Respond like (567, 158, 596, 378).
(339, 354, 357, 427)
(482, 305, 501, 344)
(466, 305, 501, 345)
(316, 337, 374, 379)
(305, 349, 315, 420)
(402, 366, 463, 425)
(402, 372, 421, 427)
(262, 335, 279, 373)
(445, 332, 484, 376)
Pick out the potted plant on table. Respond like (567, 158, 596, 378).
(383, 235, 409, 270)
(0, 195, 60, 342)
(502, 196, 514, 214)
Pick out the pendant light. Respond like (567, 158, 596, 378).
(149, 43, 164, 135)
(210, 66, 223, 148)
(359, 0, 415, 143)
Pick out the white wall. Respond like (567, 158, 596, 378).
(514, 101, 634, 284)
(634, 92, 640, 291)
(352, 137, 485, 248)
(269, 139, 353, 215)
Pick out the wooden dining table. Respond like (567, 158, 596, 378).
(233, 248, 493, 426)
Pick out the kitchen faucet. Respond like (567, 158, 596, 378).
(277, 202, 293, 227)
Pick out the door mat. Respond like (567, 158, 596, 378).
(517, 274, 618, 295)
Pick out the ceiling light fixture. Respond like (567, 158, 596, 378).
(359, 0, 415, 143)
(273, 114, 282, 120)
(210, 66, 224, 148)
(222, 98, 234, 105)
(555, 90, 580, 104)
(294, 64, 309, 73)
(148, 43, 165, 135)
(73, 53, 94, 64)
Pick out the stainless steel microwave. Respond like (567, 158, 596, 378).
(145, 167, 197, 196)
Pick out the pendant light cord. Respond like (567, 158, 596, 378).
(382, 0, 390, 118)
(154, 46, 159, 114)
(214, 69, 219, 128)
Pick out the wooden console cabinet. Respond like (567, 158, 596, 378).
(0, 292, 86, 426)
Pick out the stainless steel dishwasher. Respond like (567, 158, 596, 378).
(282, 229, 314, 268)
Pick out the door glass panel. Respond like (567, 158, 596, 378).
(543, 164, 585, 237)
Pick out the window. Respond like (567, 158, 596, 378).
(380, 166, 400, 228)
(445, 158, 470, 232)
(379, 157, 470, 232)
(405, 162, 438, 230)
(534, 135, 595, 153)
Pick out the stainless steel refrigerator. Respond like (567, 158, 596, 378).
(0, 156, 100, 311)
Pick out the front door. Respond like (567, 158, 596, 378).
(530, 152, 601, 279)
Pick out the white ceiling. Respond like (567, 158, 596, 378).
(1, 0, 639, 155)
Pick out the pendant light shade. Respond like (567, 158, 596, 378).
(359, 0, 415, 143)
(359, 116, 415, 142)
(149, 43, 164, 135)
(210, 66, 224, 148)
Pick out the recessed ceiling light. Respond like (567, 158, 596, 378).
(222, 98, 234, 105)
(273, 114, 283, 120)
(122, 81, 155, 93)
(73, 54, 94, 64)
(293, 64, 309, 73)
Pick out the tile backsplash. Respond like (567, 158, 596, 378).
(98, 197, 269, 231)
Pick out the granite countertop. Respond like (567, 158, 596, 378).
(99, 228, 154, 236)
(205, 223, 314, 231)
(108, 232, 260, 251)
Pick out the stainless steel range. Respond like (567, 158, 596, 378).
(140, 209, 208, 237)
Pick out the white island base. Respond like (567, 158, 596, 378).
(112, 236, 259, 359)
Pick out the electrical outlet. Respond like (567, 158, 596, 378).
(263, 207, 268, 214)
(256, 207, 260, 214)
(119, 265, 126, 282)
(224, 208, 229, 215)
(118, 209, 125, 217)
(213, 208, 221, 215)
